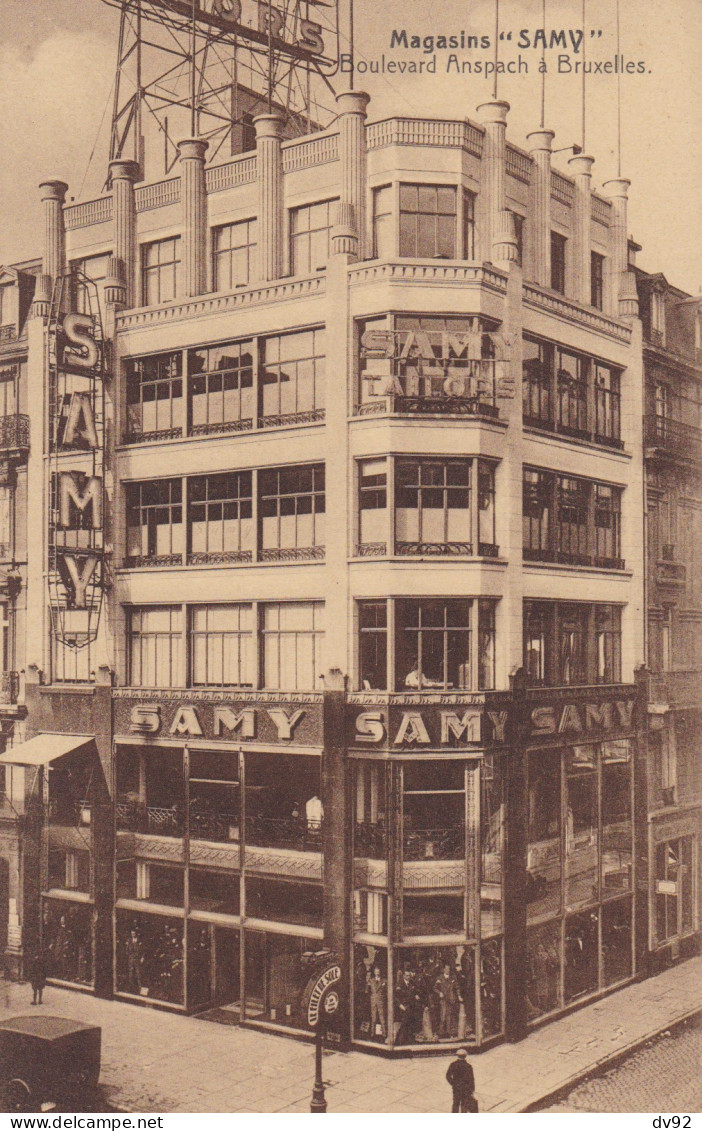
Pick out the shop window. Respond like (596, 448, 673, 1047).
(141, 236, 181, 305)
(396, 598, 471, 691)
(188, 473, 253, 564)
(403, 761, 465, 864)
(189, 868, 239, 915)
(42, 900, 93, 986)
(245, 877, 323, 928)
(394, 946, 476, 1045)
(187, 924, 214, 1012)
(602, 898, 632, 985)
(564, 909, 598, 1002)
(245, 751, 322, 851)
(481, 755, 503, 936)
(126, 479, 184, 566)
(212, 220, 257, 291)
(115, 911, 183, 1003)
(189, 747, 240, 842)
(354, 761, 388, 859)
(372, 186, 393, 258)
(399, 184, 457, 259)
(259, 464, 325, 559)
(527, 749, 562, 920)
(125, 351, 183, 442)
(260, 934, 320, 1028)
(565, 745, 598, 910)
(128, 606, 183, 688)
(357, 458, 387, 551)
(526, 919, 561, 1020)
(188, 340, 254, 436)
(290, 199, 338, 275)
(260, 329, 325, 424)
(353, 944, 388, 1044)
(403, 894, 465, 937)
(260, 602, 324, 690)
(147, 864, 184, 907)
(591, 251, 605, 310)
(190, 604, 252, 689)
(480, 937, 503, 1038)
(353, 890, 387, 936)
(551, 231, 566, 294)
(134, 747, 184, 836)
(48, 848, 90, 894)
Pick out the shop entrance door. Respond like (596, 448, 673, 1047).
(655, 836, 696, 945)
(213, 927, 241, 1011)
(244, 930, 266, 1017)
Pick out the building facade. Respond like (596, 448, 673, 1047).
(0, 89, 672, 1052)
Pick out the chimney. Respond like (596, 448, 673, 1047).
(109, 160, 140, 307)
(255, 113, 285, 281)
(526, 129, 554, 287)
(568, 153, 595, 306)
(334, 91, 370, 261)
(178, 138, 209, 297)
(39, 179, 68, 286)
(476, 100, 510, 263)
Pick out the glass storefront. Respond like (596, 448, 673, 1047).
(42, 897, 94, 987)
(115, 909, 184, 1004)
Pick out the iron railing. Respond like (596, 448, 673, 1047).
(0, 414, 29, 452)
(645, 414, 702, 460)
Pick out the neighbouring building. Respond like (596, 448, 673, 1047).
(0, 86, 675, 1053)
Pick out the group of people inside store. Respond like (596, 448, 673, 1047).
(118, 917, 183, 1003)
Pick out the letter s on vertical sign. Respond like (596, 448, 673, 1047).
(298, 19, 324, 53)
(355, 712, 385, 743)
(62, 313, 99, 371)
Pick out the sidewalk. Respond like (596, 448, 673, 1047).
(0, 957, 699, 1113)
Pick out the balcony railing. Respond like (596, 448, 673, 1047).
(0, 415, 29, 454)
(645, 414, 702, 461)
(648, 670, 702, 709)
(0, 671, 19, 704)
(245, 814, 323, 853)
(0, 325, 16, 344)
(116, 801, 184, 837)
(403, 826, 464, 861)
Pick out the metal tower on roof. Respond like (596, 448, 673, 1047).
(101, 0, 340, 179)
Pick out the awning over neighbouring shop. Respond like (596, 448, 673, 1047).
(0, 733, 95, 766)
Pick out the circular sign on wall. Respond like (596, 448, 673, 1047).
(304, 963, 342, 1029)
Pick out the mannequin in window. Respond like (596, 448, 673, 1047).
(405, 659, 443, 689)
(305, 795, 324, 831)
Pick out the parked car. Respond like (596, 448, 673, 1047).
(0, 1015, 101, 1111)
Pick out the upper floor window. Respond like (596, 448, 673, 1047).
(523, 335, 622, 448)
(126, 478, 183, 566)
(0, 366, 17, 419)
(129, 606, 183, 688)
(399, 184, 457, 258)
(72, 254, 110, 316)
(259, 464, 325, 560)
(290, 199, 338, 275)
(190, 603, 253, 687)
(261, 602, 324, 690)
(557, 349, 588, 438)
(551, 231, 567, 294)
(523, 600, 622, 686)
(189, 340, 254, 436)
(591, 252, 605, 310)
(0, 489, 11, 557)
(126, 351, 183, 442)
(373, 186, 393, 258)
(141, 237, 181, 305)
(188, 472, 253, 564)
(651, 289, 666, 343)
(594, 363, 621, 445)
(213, 220, 257, 291)
(523, 468, 623, 569)
(261, 330, 325, 423)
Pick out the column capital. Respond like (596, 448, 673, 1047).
(108, 159, 140, 183)
(254, 112, 285, 141)
(603, 177, 631, 200)
(335, 90, 370, 116)
(476, 99, 510, 126)
(568, 154, 595, 178)
(38, 179, 68, 203)
(526, 128, 555, 152)
(177, 137, 209, 161)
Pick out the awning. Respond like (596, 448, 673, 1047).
(0, 733, 95, 767)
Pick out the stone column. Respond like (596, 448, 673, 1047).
(30, 274, 52, 321)
(255, 113, 285, 281)
(335, 91, 370, 262)
(526, 129, 554, 286)
(109, 159, 140, 307)
(569, 153, 595, 305)
(476, 100, 510, 263)
(178, 138, 209, 297)
(38, 180, 67, 286)
(603, 177, 631, 314)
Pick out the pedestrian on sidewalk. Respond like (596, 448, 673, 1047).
(28, 946, 47, 1006)
(446, 1047, 478, 1113)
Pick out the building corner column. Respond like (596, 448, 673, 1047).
(322, 669, 352, 1046)
(603, 177, 638, 317)
(38, 179, 68, 287)
(476, 100, 510, 264)
(569, 154, 595, 305)
(109, 159, 140, 307)
(178, 138, 209, 297)
(335, 91, 370, 262)
(255, 113, 285, 281)
(526, 129, 554, 286)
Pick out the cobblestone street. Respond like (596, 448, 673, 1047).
(543, 1017, 702, 1113)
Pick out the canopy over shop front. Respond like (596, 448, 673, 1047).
(0, 733, 95, 766)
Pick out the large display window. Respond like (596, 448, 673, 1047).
(42, 898, 94, 987)
(115, 910, 184, 1005)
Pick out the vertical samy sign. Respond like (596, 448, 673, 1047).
(47, 272, 105, 650)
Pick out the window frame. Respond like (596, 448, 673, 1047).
(141, 236, 182, 306)
(212, 219, 258, 292)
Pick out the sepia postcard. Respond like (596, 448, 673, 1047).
(0, 0, 699, 1117)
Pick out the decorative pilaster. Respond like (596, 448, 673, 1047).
(603, 177, 632, 315)
(109, 159, 140, 307)
(104, 256, 127, 309)
(38, 179, 68, 285)
(476, 100, 510, 263)
(526, 129, 555, 287)
(255, 113, 285, 281)
(569, 153, 595, 305)
(30, 274, 52, 320)
(178, 138, 209, 297)
(334, 90, 370, 262)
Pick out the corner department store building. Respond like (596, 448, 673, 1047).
(1, 91, 659, 1051)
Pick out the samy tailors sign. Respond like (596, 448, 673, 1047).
(47, 271, 106, 651)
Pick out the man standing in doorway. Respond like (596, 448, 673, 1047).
(446, 1048, 478, 1113)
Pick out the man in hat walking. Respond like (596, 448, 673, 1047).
(446, 1047, 478, 1113)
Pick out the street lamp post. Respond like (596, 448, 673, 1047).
(310, 1023, 327, 1113)
(301, 950, 342, 1114)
